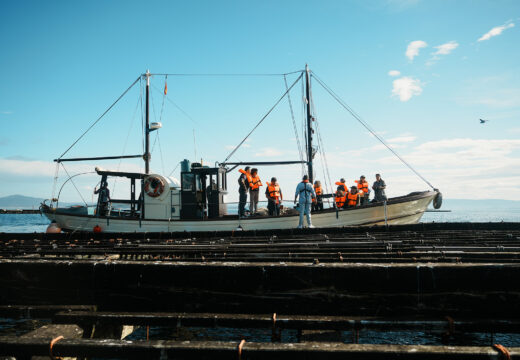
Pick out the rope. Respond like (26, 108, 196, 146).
(58, 76, 140, 160)
(168, 161, 180, 177)
(113, 89, 143, 193)
(309, 77, 333, 203)
(223, 72, 303, 163)
(50, 162, 60, 202)
(284, 75, 305, 176)
(60, 164, 88, 206)
(49, 335, 64, 359)
(311, 72, 436, 190)
(149, 70, 303, 76)
(493, 344, 511, 360)
(237, 339, 246, 360)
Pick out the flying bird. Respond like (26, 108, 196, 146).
(480, 119, 490, 124)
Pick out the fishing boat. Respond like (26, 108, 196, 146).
(41, 66, 442, 232)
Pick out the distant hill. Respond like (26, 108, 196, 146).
(0, 195, 46, 209)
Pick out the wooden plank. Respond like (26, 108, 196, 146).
(52, 311, 520, 333)
(1, 337, 519, 359)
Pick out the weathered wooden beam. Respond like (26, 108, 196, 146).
(0, 305, 95, 318)
(52, 311, 520, 333)
(1, 259, 519, 316)
(0, 337, 519, 359)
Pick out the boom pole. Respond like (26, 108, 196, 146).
(305, 64, 314, 183)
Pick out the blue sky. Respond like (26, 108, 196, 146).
(0, 0, 519, 202)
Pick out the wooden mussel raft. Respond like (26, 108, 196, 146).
(0, 223, 519, 359)
(40, 66, 441, 233)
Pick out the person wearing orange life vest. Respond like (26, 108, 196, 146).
(238, 166, 252, 217)
(334, 185, 347, 209)
(249, 168, 262, 215)
(347, 186, 361, 207)
(312, 180, 323, 212)
(335, 178, 348, 193)
(355, 175, 370, 205)
(265, 177, 283, 216)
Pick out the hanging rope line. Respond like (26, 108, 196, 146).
(60, 163, 88, 206)
(223, 72, 304, 163)
(284, 75, 306, 176)
(311, 72, 436, 190)
(151, 83, 199, 125)
(309, 77, 334, 200)
(58, 76, 141, 160)
(168, 161, 180, 177)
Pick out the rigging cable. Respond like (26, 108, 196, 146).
(223, 72, 304, 163)
(284, 73, 306, 176)
(311, 72, 436, 190)
(301, 76, 308, 176)
(309, 79, 334, 204)
(60, 163, 88, 206)
(58, 76, 141, 160)
(50, 162, 60, 202)
(149, 70, 303, 77)
(112, 89, 143, 194)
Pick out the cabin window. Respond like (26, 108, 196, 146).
(182, 173, 194, 191)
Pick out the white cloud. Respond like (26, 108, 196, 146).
(388, 70, 401, 77)
(391, 76, 423, 101)
(406, 40, 427, 61)
(433, 41, 459, 55)
(254, 147, 283, 157)
(1, 111, 13, 115)
(478, 22, 515, 42)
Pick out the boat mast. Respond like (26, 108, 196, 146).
(144, 70, 151, 174)
(305, 64, 313, 183)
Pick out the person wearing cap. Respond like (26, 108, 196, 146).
(265, 177, 283, 216)
(294, 175, 316, 228)
(94, 181, 111, 216)
(372, 173, 387, 203)
(355, 175, 370, 205)
(238, 166, 251, 217)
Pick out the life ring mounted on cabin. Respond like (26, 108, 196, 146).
(144, 176, 165, 198)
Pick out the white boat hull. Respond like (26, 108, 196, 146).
(43, 191, 437, 233)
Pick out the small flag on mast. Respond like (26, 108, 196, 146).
(164, 77, 168, 95)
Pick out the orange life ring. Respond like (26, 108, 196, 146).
(144, 176, 165, 198)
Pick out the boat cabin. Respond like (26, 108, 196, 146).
(94, 161, 228, 221)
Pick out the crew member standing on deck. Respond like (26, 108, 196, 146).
(249, 168, 262, 215)
(294, 175, 316, 228)
(238, 166, 251, 217)
(266, 177, 283, 216)
(372, 173, 387, 203)
(312, 180, 323, 212)
(355, 175, 370, 205)
(94, 181, 111, 216)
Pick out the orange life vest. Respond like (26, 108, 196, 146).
(355, 180, 369, 194)
(335, 181, 348, 192)
(267, 183, 281, 202)
(313, 185, 322, 203)
(347, 192, 360, 206)
(249, 175, 262, 190)
(335, 191, 347, 208)
(239, 169, 253, 185)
